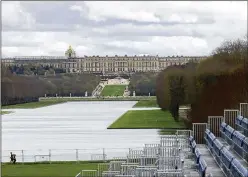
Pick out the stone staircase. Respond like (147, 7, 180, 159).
(92, 82, 106, 97)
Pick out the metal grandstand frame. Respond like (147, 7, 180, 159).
(102, 171, 120, 177)
(240, 103, 248, 117)
(76, 170, 97, 177)
(193, 123, 208, 144)
(135, 166, 157, 177)
(208, 116, 224, 137)
(121, 163, 139, 175)
(127, 150, 143, 164)
(98, 163, 110, 177)
(156, 169, 184, 177)
(75, 103, 248, 177)
(224, 109, 240, 129)
(204, 103, 248, 177)
(176, 130, 192, 153)
(109, 161, 126, 171)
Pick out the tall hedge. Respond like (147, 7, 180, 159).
(155, 35, 247, 126)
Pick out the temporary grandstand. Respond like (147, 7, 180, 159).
(75, 103, 248, 177)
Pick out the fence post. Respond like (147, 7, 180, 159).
(76, 149, 78, 163)
(103, 148, 106, 162)
(22, 150, 24, 164)
(49, 149, 51, 164)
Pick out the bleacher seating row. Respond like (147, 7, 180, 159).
(189, 137, 208, 177)
(189, 115, 248, 177)
(236, 116, 248, 136)
(220, 122, 248, 159)
(76, 104, 248, 177)
(203, 126, 248, 177)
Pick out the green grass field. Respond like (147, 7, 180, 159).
(2, 100, 66, 109)
(101, 85, 127, 96)
(1, 162, 100, 177)
(2, 96, 157, 109)
(133, 99, 158, 108)
(40, 96, 156, 101)
(108, 109, 186, 129)
(1, 111, 13, 115)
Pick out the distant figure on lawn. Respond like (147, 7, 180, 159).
(10, 152, 16, 164)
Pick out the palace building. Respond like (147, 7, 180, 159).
(2, 45, 207, 74)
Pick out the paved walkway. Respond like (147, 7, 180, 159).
(196, 144, 226, 177)
(107, 78, 129, 85)
(129, 107, 160, 110)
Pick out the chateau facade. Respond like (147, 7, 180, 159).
(2, 46, 207, 74)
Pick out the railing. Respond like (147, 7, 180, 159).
(2, 147, 143, 163)
(92, 82, 105, 97)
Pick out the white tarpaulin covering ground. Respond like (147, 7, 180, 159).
(2, 101, 160, 162)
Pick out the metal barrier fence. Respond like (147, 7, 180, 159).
(240, 103, 248, 117)
(192, 123, 207, 144)
(208, 116, 224, 137)
(73, 103, 247, 177)
(2, 148, 141, 163)
(224, 109, 239, 129)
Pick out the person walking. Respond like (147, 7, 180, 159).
(10, 152, 13, 163)
(13, 153, 16, 164)
(10, 152, 16, 164)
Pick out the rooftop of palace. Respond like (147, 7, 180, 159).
(2, 55, 208, 61)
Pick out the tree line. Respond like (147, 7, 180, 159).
(1, 67, 101, 106)
(129, 72, 157, 96)
(8, 64, 66, 75)
(156, 35, 248, 128)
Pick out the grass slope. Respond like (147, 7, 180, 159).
(2, 100, 66, 109)
(108, 109, 185, 129)
(101, 85, 127, 96)
(133, 100, 158, 108)
(2, 162, 99, 177)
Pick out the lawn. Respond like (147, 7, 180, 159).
(1, 111, 13, 115)
(2, 96, 159, 109)
(108, 109, 186, 129)
(2, 100, 66, 109)
(1, 161, 100, 177)
(101, 85, 127, 96)
(40, 96, 157, 101)
(133, 99, 158, 108)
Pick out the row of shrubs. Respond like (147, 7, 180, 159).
(156, 35, 248, 127)
(1, 97, 39, 106)
(1, 68, 100, 106)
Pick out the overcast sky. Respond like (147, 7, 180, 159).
(2, 1, 247, 57)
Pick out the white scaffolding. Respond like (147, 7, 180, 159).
(157, 169, 184, 177)
(80, 170, 97, 177)
(127, 150, 143, 164)
(109, 161, 126, 171)
(102, 171, 120, 177)
(98, 163, 110, 177)
(121, 163, 139, 175)
(135, 166, 157, 177)
(75, 102, 248, 177)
